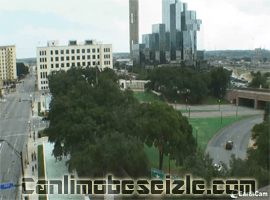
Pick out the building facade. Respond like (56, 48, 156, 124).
(134, 0, 203, 67)
(129, 0, 139, 60)
(36, 40, 113, 90)
(0, 45, 17, 85)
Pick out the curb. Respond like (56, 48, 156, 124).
(204, 114, 262, 155)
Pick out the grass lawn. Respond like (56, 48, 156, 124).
(38, 130, 47, 138)
(202, 97, 230, 105)
(144, 115, 259, 173)
(38, 145, 46, 199)
(133, 92, 159, 102)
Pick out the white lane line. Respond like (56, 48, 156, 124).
(12, 137, 18, 154)
(7, 167, 10, 174)
(217, 155, 219, 159)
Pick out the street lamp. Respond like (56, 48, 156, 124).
(221, 110, 223, 124)
(236, 103, 238, 116)
(175, 101, 177, 109)
(196, 127, 198, 143)
(219, 100, 221, 111)
(189, 106, 191, 119)
(186, 99, 187, 110)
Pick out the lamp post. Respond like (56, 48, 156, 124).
(219, 100, 221, 111)
(189, 106, 190, 119)
(175, 101, 176, 109)
(186, 99, 187, 110)
(196, 127, 198, 143)
(236, 103, 238, 116)
(221, 110, 223, 124)
(168, 153, 170, 174)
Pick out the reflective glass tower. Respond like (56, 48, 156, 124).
(129, 0, 139, 60)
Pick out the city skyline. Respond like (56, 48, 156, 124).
(0, 0, 269, 58)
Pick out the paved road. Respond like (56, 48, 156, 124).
(0, 67, 36, 200)
(205, 115, 263, 168)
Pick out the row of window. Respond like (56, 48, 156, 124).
(41, 81, 48, 84)
(40, 51, 47, 56)
(41, 86, 49, 90)
(40, 72, 48, 79)
(104, 54, 110, 59)
(104, 48, 110, 52)
(39, 54, 108, 63)
(48, 48, 102, 55)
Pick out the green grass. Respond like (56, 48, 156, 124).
(38, 145, 47, 199)
(202, 97, 230, 105)
(38, 130, 47, 138)
(144, 115, 260, 173)
(133, 92, 159, 102)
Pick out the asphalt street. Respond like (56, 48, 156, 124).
(0, 67, 36, 200)
(205, 115, 263, 168)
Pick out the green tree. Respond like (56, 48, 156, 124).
(139, 101, 197, 170)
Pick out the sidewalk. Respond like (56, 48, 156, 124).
(22, 128, 48, 200)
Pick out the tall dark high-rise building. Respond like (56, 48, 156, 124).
(129, 0, 139, 60)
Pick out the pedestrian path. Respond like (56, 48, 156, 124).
(22, 128, 48, 200)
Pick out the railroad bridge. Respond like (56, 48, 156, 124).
(225, 88, 270, 109)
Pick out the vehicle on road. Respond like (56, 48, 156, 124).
(225, 141, 234, 150)
(41, 117, 48, 121)
(214, 163, 223, 171)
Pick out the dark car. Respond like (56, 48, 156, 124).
(41, 117, 48, 121)
(225, 141, 233, 150)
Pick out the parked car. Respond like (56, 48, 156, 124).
(226, 141, 233, 150)
(214, 163, 223, 171)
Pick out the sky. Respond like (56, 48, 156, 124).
(0, 0, 269, 58)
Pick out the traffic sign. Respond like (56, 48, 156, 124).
(151, 168, 164, 180)
(0, 183, 14, 190)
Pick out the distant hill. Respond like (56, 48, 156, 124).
(16, 57, 36, 63)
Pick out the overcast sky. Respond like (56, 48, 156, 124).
(0, 0, 269, 58)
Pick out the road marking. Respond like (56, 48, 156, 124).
(217, 155, 219, 159)
(221, 143, 223, 146)
(7, 167, 10, 174)
(12, 137, 18, 154)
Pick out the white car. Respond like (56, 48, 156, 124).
(214, 163, 223, 171)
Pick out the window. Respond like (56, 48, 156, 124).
(40, 51, 42, 56)
(72, 56, 75, 60)
(61, 57, 64, 61)
(77, 49, 80, 54)
(97, 55, 100, 59)
(92, 55, 96, 59)
(40, 72, 43, 78)
(66, 56, 70, 61)
(98, 61, 100, 65)
(71, 49, 75, 54)
(82, 56, 85, 60)
(97, 48, 99, 53)
(66, 50, 69, 54)
(87, 49, 90, 53)
(61, 63, 64, 68)
(55, 50, 58, 55)
(66, 63, 70, 67)
(51, 57, 53, 62)
(131, 13, 134, 24)
(87, 62, 91, 66)
(77, 56, 80, 60)
(92, 48, 95, 53)
(61, 50, 64, 54)
(72, 62, 75, 66)
(56, 64, 59, 68)
(40, 58, 42, 62)
(51, 64, 54, 68)
(93, 61, 96, 65)
(77, 62, 80, 66)
(87, 55, 90, 59)
(82, 49, 85, 53)
(40, 65, 42, 69)
(51, 50, 53, 55)
(55, 57, 59, 61)
(45, 51, 47, 56)
(82, 62, 86, 66)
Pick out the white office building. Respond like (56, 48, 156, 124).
(36, 40, 113, 90)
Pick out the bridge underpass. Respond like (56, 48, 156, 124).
(238, 97, 255, 109)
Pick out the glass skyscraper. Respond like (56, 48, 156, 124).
(134, 0, 202, 65)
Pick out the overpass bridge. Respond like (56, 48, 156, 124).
(225, 88, 270, 109)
